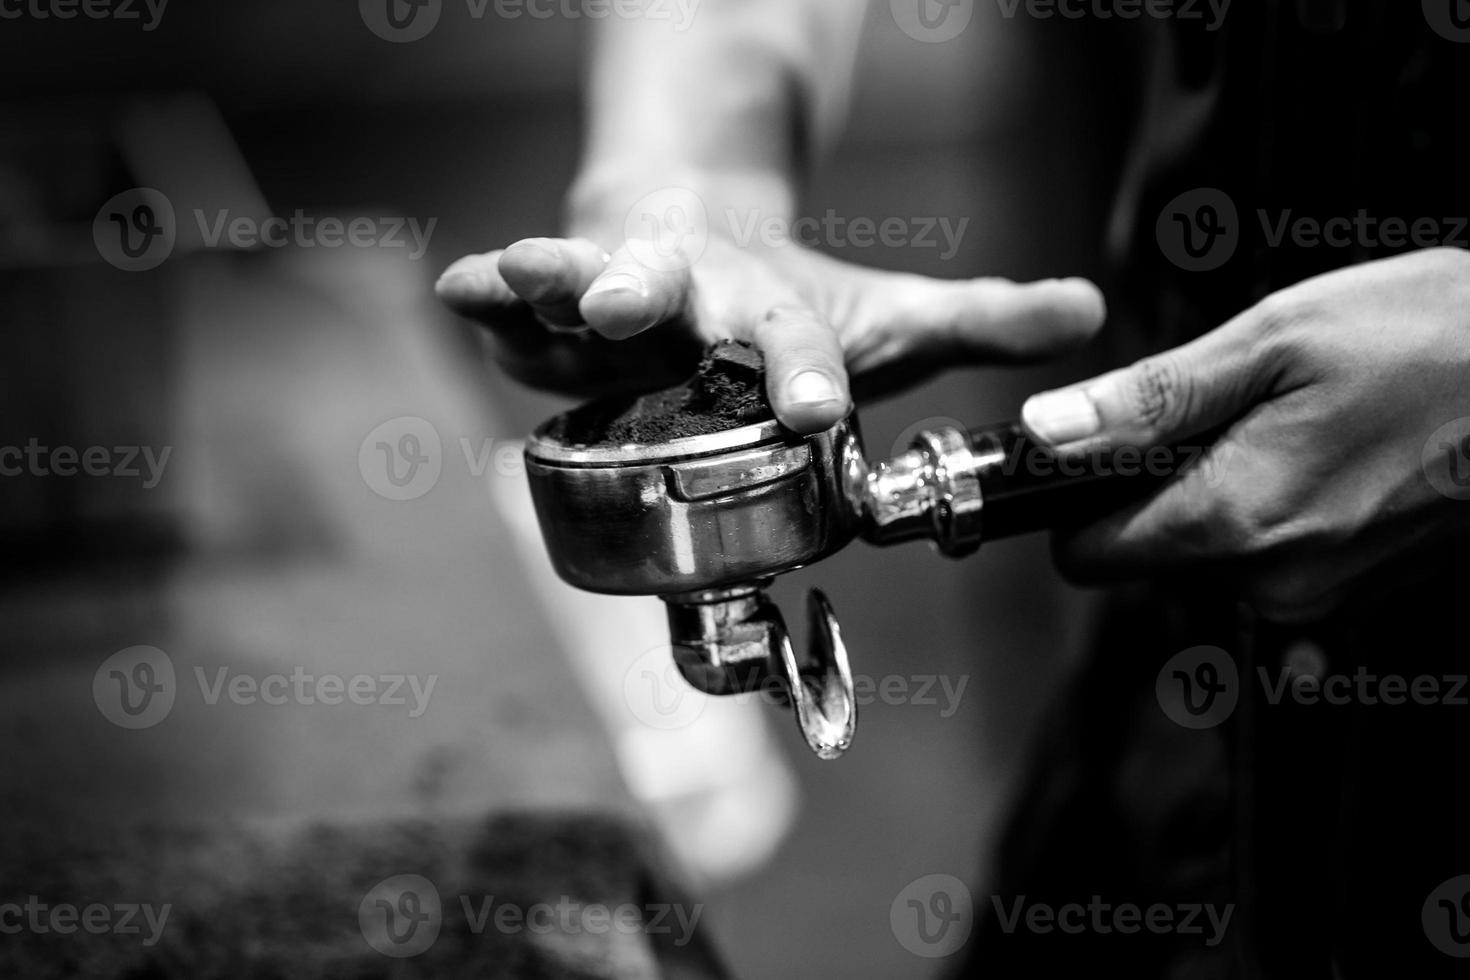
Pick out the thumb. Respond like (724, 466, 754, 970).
(1021, 310, 1275, 451)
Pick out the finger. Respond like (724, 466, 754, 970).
(885, 275, 1107, 362)
(435, 250, 524, 320)
(1020, 306, 1278, 451)
(579, 244, 693, 341)
(750, 304, 851, 434)
(496, 237, 610, 328)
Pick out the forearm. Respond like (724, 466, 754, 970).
(568, 0, 868, 239)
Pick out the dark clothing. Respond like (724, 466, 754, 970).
(962, 4, 1470, 977)
(1115, 0, 1469, 353)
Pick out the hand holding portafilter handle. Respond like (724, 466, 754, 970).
(524, 410, 1178, 759)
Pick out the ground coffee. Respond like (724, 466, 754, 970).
(548, 340, 774, 447)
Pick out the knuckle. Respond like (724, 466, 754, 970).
(1199, 492, 1288, 560)
(1126, 355, 1191, 436)
(1209, 486, 1328, 566)
(759, 304, 823, 329)
(1250, 289, 1317, 360)
(752, 305, 835, 351)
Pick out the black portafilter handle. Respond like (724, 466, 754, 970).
(970, 420, 1178, 539)
(863, 419, 1178, 556)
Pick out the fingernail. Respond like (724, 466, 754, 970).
(787, 370, 841, 407)
(1023, 389, 1100, 445)
(583, 272, 647, 299)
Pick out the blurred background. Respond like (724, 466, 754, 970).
(1, 3, 1135, 977)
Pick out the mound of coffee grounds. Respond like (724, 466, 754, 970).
(549, 340, 774, 447)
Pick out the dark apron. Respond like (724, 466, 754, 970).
(960, 4, 1470, 977)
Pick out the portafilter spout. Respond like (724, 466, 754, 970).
(524, 409, 1164, 759)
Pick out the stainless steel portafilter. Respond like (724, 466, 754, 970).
(525, 410, 1147, 759)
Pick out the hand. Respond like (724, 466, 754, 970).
(436, 227, 1105, 434)
(1020, 247, 1470, 622)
